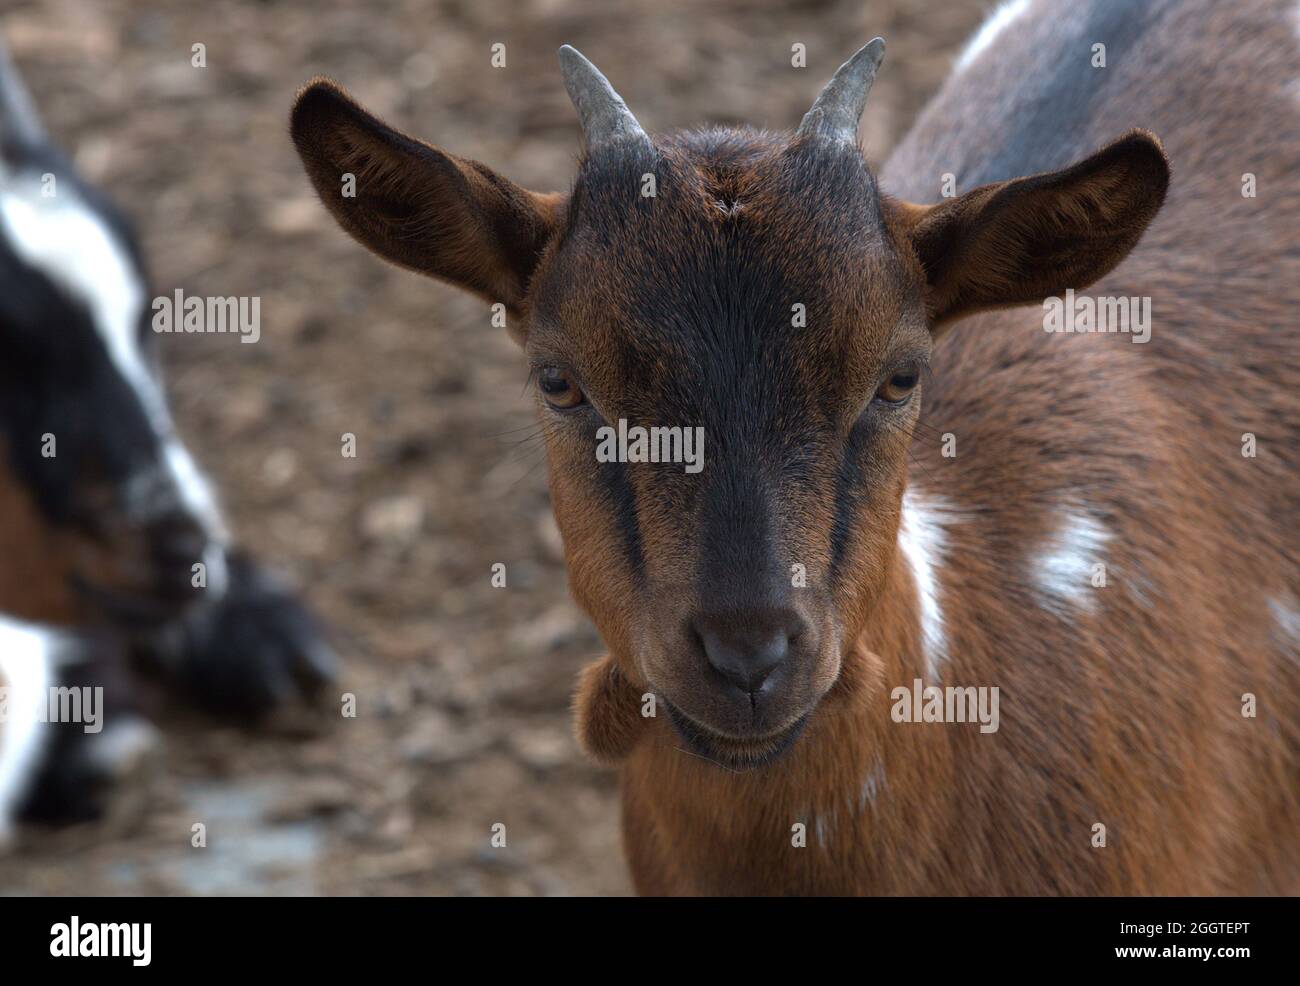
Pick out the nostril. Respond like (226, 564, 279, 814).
(694, 616, 793, 695)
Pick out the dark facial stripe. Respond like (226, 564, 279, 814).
(829, 420, 870, 580)
(598, 454, 646, 585)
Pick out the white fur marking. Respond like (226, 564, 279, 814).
(1035, 512, 1110, 615)
(955, 0, 1031, 72)
(813, 813, 830, 848)
(898, 488, 950, 678)
(857, 758, 886, 813)
(163, 439, 228, 548)
(0, 615, 56, 845)
(1268, 597, 1300, 655)
(83, 716, 161, 779)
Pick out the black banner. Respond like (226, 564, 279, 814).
(0, 896, 1285, 974)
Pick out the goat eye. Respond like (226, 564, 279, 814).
(538, 367, 585, 409)
(874, 365, 920, 405)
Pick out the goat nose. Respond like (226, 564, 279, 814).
(693, 611, 798, 695)
(144, 510, 209, 567)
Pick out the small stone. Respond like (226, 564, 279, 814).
(262, 448, 298, 487)
(509, 725, 571, 769)
(359, 494, 425, 544)
(265, 196, 325, 235)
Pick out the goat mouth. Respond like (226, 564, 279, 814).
(662, 700, 810, 772)
(71, 575, 200, 628)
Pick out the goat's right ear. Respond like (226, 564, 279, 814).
(290, 79, 563, 318)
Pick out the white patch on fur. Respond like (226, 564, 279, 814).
(0, 169, 228, 571)
(898, 488, 951, 678)
(83, 715, 161, 779)
(857, 758, 886, 813)
(163, 439, 228, 549)
(813, 813, 831, 849)
(955, 0, 1031, 72)
(0, 615, 56, 845)
(1269, 597, 1300, 655)
(1034, 511, 1110, 615)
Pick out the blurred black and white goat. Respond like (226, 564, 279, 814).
(0, 42, 335, 842)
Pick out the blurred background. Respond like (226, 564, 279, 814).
(0, 0, 989, 895)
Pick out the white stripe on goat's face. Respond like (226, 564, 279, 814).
(0, 163, 228, 610)
(0, 177, 156, 417)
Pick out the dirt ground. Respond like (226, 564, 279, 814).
(0, 0, 988, 895)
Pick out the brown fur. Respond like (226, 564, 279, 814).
(0, 451, 82, 624)
(0, 437, 155, 626)
(293, 0, 1299, 895)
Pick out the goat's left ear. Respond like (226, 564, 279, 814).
(887, 131, 1169, 329)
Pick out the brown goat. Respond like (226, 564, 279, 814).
(292, 0, 1299, 894)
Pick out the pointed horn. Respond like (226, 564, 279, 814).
(0, 39, 47, 156)
(558, 44, 652, 153)
(795, 38, 886, 143)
